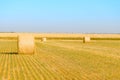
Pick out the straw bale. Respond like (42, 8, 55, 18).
(41, 37, 47, 42)
(83, 36, 90, 43)
(18, 35, 35, 54)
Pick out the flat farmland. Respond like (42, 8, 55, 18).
(0, 40, 120, 80)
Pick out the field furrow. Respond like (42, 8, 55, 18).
(23, 56, 38, 80)
(28, 56, 46, 80)
(20, 55, 32, 80)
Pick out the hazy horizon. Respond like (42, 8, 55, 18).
(0, 0, 120, 33)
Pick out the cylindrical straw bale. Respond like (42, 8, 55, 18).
(83, 36, 91, 43)
(18, 34, 35, 54)
(41, 37, 47, 42)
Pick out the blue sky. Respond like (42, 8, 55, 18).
(0, 0, 120, 33)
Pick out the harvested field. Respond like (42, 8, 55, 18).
(0, 39, 120, 80)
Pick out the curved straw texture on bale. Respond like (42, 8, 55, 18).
(83, 36, 90, 43)
(42, 37, 47, 42)
(18, 35, 35, 54)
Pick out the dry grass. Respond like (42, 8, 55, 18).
(0, 33, 120, 39)
(34, 33, 120, 38)
(18, 34, 35, 54)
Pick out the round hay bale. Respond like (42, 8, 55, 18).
(83, 36, 91, 43)
(41, 37, 47, 42)
(18, 35, 35, 54)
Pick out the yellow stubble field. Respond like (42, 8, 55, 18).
(0, 33, 120, 80)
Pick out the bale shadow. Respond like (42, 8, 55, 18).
(0, 52, 18, 54)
